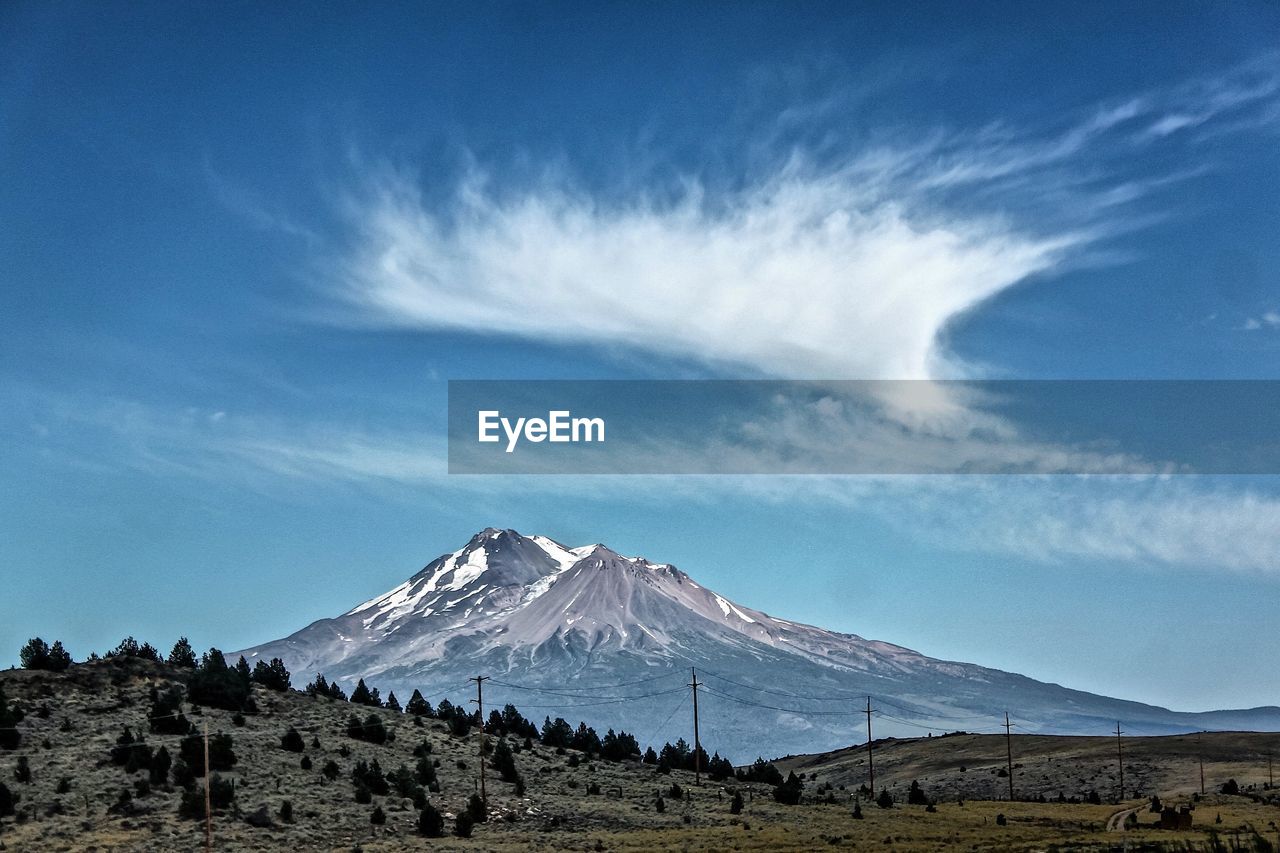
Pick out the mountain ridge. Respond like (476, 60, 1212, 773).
(234, 528, 1280, 761)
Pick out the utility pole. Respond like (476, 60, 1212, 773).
(689, 668, 702, 785)
(1003, 712, 1015, 802)
(1115, 722, 1125, 802)
(866, 697, 876, 798)
(1198, 732, 1205, 795)
(469, 675, 490, 805)
(1268, 751, 1274, 789)
(203, 720, 212, 853)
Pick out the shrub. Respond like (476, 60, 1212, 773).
(876, 789, 895, 809)
(655, 793, 665, 812)
(730, 791, 744, 814)
(773, 771, 803, 806)
(465, 792, 487, 823)
(322, 759, 340, 781)
(0, 781, 14, 817)
(1, 685, 25, 750)
(491, 738, 519, 783)
(300, 755, 312, 771)
(908, 779, 929, 805)
(279, 800, 293, 823)
(14, 756, 31, 784)
(371, 805, 386, 825)
(995, 812, 1007, 826)
(852, 802, 864, 819)
(351, 758, 390, 796)
(179, 732, 236, 773)
(347, 713, 387, 744)
(281, 727, 305, 753)
(178, 774, 234, 819)
(418, 801, 445, 837)
(149, 746, 172, 786)
(455, 811, 474, 837)
(148, 685, 193, 735)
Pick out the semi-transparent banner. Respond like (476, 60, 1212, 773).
(447, 380, 1280, 475)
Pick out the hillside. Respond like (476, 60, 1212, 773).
(776, 731, 1280, 804)
(4, 656, 1280, 851)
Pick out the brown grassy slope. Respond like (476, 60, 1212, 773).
(776, 731, 1280, 803)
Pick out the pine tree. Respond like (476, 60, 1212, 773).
(149, 746, 172, 786)
(281, 726, 305, 753)
(418, 801, 445, 837)
(251, 658, 291, 692)
(491, 738, 519, 783)
(350, 679, 374, 706)
(773, 771, 804, 805)
(0, 684, 23, 750)
(465, 791, 487, 823)
(385, 691, 402, 712)
(234, 656, 252, 687)
(19, 637, 51, 670)
(0, 781, 15, 817)
(188, 648, 253, 712)
(405, 689, 431, 717)
(730, 790, 744, 814)
(167, 637, 197, 668)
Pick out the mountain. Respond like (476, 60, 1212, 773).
(234, 528, 1280, 761)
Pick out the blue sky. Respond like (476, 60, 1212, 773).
(2, 2, 1279, 714)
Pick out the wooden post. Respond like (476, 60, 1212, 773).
(866, 697, 875, 798)
(203, 720, 212, 852)
(469, 676, 489, 805)
(1115, 722, 1125, 802)
(689, 668, 702, 785)
(1003, 712, 1015, 802)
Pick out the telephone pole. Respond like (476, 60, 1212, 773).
(689, 668, 702, 785)
(1197, 732, 1205, 795)
(1115, 722, 1125, 802)
(469, 675, 490, 804)
(202, 720, 212, 852)
(1003, 712, 1015, 802)
(1268, 751, 1273, 789)
(866, 697, 876, 798)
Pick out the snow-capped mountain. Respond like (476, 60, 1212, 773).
(235, 529, 1280, 761)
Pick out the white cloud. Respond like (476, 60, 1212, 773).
(334, 162, 1077, 380)
(323, 57, 1278, 383)
(1243, 311, 1280, 331)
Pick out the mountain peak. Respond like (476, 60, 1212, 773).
(237, 527, 1280, 760)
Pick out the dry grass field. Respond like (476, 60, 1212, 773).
(2, 658, 1278, 851)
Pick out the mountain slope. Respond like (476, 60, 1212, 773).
(235, 529, 1280, 761)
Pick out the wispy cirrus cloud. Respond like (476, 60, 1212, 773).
(324, 55, 1278, 381)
